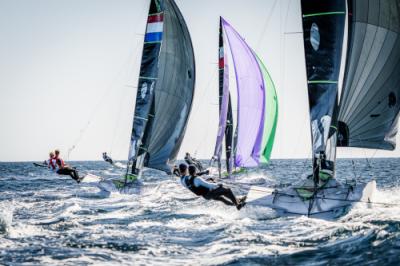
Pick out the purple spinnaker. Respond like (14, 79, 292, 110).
(221, 18, 265, 167)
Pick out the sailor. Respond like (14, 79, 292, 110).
(173, 164, 210, 177)
(178, 163, 246, 210)
(102, 152, 114, 165)
(54, 149, 81, 183)
(184, 152, 204, 171)
(172, 165, 180, 177)
(44, 152, 57, 170)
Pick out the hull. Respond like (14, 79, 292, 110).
(97, 179, 141, 194)
(81, 173, 103, 183)
(80, 174, 141, 194)
(246, 179, 376, 220)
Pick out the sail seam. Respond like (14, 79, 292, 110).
(344, 24, 387, 124)
(135, 116, 148, 121)
(148, 12, 163, 16)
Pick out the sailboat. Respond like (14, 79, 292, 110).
(211, 17, 278, 178)
(97, 0, 195, 193)
(246, 0, 400, 219)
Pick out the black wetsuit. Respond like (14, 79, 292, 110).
(57, 167, 80, 182)
(181, 175, 240, 207)
(55, 158, 80, 182)
(103, 154, 114, 165)
(173, 168, 180, 177)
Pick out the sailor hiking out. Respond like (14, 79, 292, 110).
(178, 163, 246, 210)
(47, 149, 81, 183)
(102, 152, 114, 165)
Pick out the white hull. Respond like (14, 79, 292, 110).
(81, 174, 141, 194)
(246, 179, 376, 220)
(97, 180, 141, 194)
(81, 173, 103, 183)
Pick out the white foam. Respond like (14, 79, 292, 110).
(0, 203, 13, 234)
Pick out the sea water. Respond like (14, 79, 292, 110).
(0, 158, 399, 265)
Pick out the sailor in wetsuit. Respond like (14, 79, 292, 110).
(173, 164, 210, 177)
(44, 152, 55, 167)
(184, 152, 204, 171)
(178, 164, 246, 210)
(102, 152, 114, 165)
(54, 149, 81, 183)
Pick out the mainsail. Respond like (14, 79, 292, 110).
(302, 0, 400, 178)
(128, 0, 195, 175)
(301, 0, 346, 176)
(212, 17, 278, 171)
(337, 0, 400, 150)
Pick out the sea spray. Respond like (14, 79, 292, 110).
(0, 202, 13, 234)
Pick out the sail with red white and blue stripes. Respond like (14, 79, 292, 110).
(128, 0, 195, 175)
(145, 13, 163, 43)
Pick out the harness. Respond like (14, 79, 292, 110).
(181, 175, 210, 196)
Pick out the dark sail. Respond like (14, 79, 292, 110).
(337, 0, 400, 150)
(213, 18, 234, 175)
(128, 0, 195, 174)
(301, 0, 346, 175)
(225, 97, 234, 174)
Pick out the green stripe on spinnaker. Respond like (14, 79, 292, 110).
(255, 53, 278, 163)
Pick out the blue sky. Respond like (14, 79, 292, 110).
(0, 0, 398, 161)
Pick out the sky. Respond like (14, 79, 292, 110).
(0, 0, 399, 162)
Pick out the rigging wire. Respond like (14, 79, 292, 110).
(108, 32, 146, 157)
(193, 67, 219, 156)
(67, 6, 147, 160)
(255, 0, 279, 51)
(66, 43, 141, 160)
(66, 3, 149, 160)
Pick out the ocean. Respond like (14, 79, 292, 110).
(0, 158, 399, 265)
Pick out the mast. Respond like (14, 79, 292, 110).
(128, 0, 164, 175)
(212, 17, 233, 177)
(128, 0, 195, 176)
(300, 0, 347, 182)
